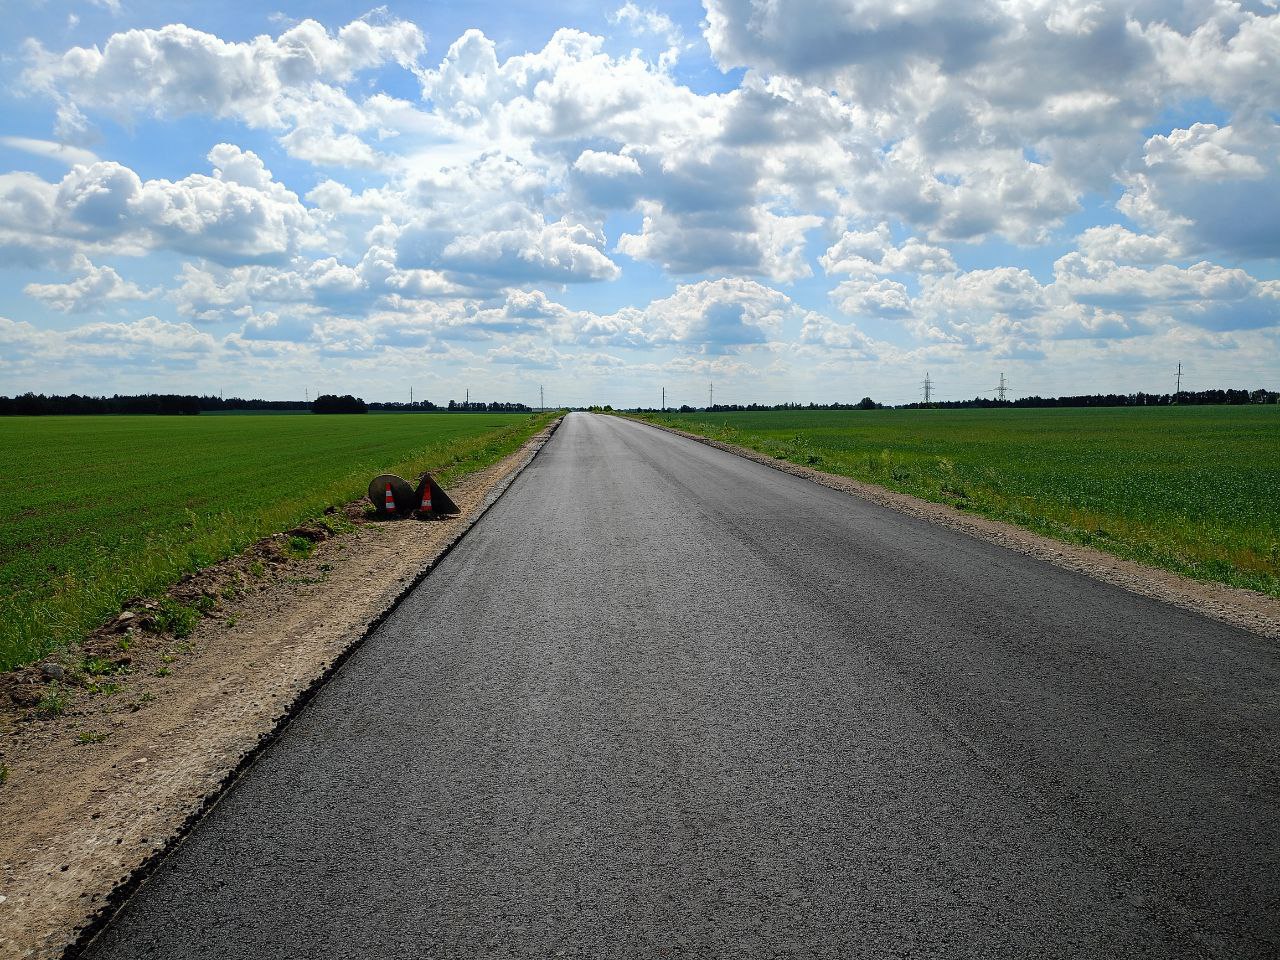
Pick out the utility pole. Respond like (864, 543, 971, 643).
(922, 372, 933, 404)
(661, 387, 665, 411)
(410, 386, 413, 405)
(465, 388, 469, 408)
(709, 381, 714, 409)
(1176, 362, 1183, 394)
(540, 385, 544, 412)
(997, 372, 1007, 402)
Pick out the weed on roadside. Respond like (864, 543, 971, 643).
(38, 683, 70, 716)
(284, 536, 315, 560)
(149, 599, 199, 639)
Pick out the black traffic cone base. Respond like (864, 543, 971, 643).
(367, 474, 414, 515)
(413, 473, 459, 517)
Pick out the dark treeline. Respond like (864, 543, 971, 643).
(368, 400, 439, 412)
(446, 400, 532, 412)
(898, 388, 1279, 410)
(311, 394, 368, 414)
(0, 392, 534, 415)
(0, 393, 208, 416)
(0, 393, 312, 415)
(654, 398, 882, 413)
(626, 388, 1277, 414)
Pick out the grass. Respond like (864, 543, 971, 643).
(0, 412, 554, 670)
(626, 406, 1280, 597)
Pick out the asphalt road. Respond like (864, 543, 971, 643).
(84, 412, 1280, 959)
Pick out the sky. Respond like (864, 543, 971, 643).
(0, 0, 1278, 407)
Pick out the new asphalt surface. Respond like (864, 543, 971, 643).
(83, 412, 1280, 959)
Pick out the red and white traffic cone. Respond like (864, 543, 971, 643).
(384, 482, 395, 513)
(418, 481, 433, 514)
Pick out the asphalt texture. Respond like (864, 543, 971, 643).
(84, 412, 1280, 959)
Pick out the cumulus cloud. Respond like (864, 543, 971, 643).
(0, 145, 317, 266)
(24, 17, 424, 165)
(23, 254, 154, 312)
(1120, 122, 1280, 259)
(393, 152, 619, 286)
(821, 224, 956, 277)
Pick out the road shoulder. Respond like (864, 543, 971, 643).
(0, 418, 560, 960)
(622, 416, 1280, 640)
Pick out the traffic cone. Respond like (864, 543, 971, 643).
(414, 473, 459, 517)
(384, 482, 395, 513)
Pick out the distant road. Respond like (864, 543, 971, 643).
(84, 412, 1280, 958)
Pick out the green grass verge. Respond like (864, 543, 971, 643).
(625, 406, 1280, 598)
(0, 412, 554, 670)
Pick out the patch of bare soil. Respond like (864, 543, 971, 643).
(0, 419, 560, 959)
(638, 419, 1280, 640)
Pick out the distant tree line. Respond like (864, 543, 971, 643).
(898, 388, 1279, 410)
(368, 400, 439, 412)
(0, 392, 534, 415)
(310, 394, 367, 414)
(636, 399, 884, 413)
(446, 400, 532, 412)
(0, 393, 210, 416)
(625, 388, 1277, 414)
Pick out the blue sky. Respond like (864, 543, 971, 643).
(1, 0, 1277, 407)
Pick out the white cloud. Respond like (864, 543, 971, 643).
(618, 201, 820, 281)
(821, 223, 956, 276)
(24, 17, 424, 165)
(610, 3, 685, 66)
(1120, 122, 1280, 259)
(393, 153, 619, 286)
(1075, 225, 1181, 264)
(0, 137, 99, 167)
(0, 145, 317, 266)
(23, 253, 154, 312)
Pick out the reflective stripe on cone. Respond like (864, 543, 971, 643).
(384, 482, 395, 512)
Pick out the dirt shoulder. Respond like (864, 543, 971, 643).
(630, 417, 1280, 640)
(0, 418, 560, 960)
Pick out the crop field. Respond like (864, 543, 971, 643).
(630, 406, 1280, 598)
(0, 412, 553, 670)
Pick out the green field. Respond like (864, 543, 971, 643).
(629, 407, 1280, 598)
(0, 413, 553, 670)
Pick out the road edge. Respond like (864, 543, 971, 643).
(61, 416, 562, 959)
(620, 415, 1280, 640)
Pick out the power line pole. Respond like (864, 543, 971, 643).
(1176, 362, 1183, 394)
(997, 372, 1007, 402)
(539, 385, 544, 412)
(661, 386, 665, 411)
(922, 372, 933, 404)
(709, 382, 714, 409)
(410, 386, 413, 405)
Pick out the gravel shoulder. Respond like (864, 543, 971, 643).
(0, 418, 560, 960)
(627, 417, 1280, 640)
